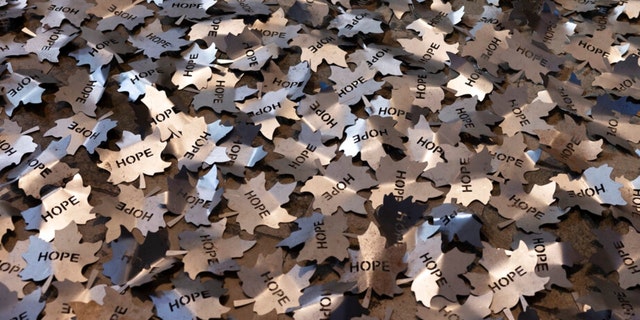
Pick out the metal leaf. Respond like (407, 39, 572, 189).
(23, 24, 79, 63)
(152, 272, 230, 320)
(43, 112, 117, 155)
(179, 218, 256, 277)
(20, 221, 102, 282)
(21, 174, 93, 241)
(86, 0, 153, 31)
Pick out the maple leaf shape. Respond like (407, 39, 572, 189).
(171, 43, 217, 90)
(370, 156, 442, 210)
(20, 221, 101, 282)
(225, 28, 278, 71)
(93, 184, 169, 242)
(277, 210, 350, 262)
(214, 0, 271, 16)
(406, 115, 460, 171)
(565, 30, 624, 72)
(188, 15, 245, 50)
(115, 57, 175, 101)
(165, 117, 231, 171)
(251, 8, 302, 48)
(439, 96, 501, 138)
(301, 155, 377, 215)
(287, 0, 330, 27)
(70, 285, 154, 320)
(591, 227, 640, 289)
(180, 218, 256, 277)
(536, 116, 603, 172)
(405, 232, 475, 306)
(0, 240, 29, 297)
(0, 63, 47, 116)
(407, 0, 465, 36)
(340, 222, 406, 296)
(271, 122, 336, 181)
(0, 119, 37, 172)
(485, 133, 539, 183)
(159, 0, 217, 19)
(129, 19, 191, 59)
(460, 24, 510, 76)
(7, 137, 78, 198)
(290, 28, 348, 71)
(294, 282, 368, 319)
(95, 130, 171, 187)
(491, 180, 568, 233)
(102, 229, 171, 286)
(0, 283, 45, 320)
(576, 277, 640, 320)
(239, 88, 299, 140)
(54, 67, 107, 116)
(216, 122, 267, 177)
(225, 172, 296, 233)
(446, 54, 496, 101)
(329, 64, 384, 106)
(430, 203, 483, 247)
(44, 112, 117, 155)
(551, 164, 625, 215)
(492, 94, 555, 137)
(297, 91, 356, 142)
(260, 60, 310, 100)
(87, 0, 153, 31)
(152, 272, 230, 319)
(467, 241, 549, 313)
(513, 231, 581, 289)
(21, 174, 93, 241)
(44, 280, 93, 320)
(612, 175, 640, 231)
(587, 96, 640, 153)
(192, 67, 257, 113)
(0, 34, 26, 62)
(329, 9, 384, 37)
(40, 0, 93, 27)
(167, 167, 223, 226)
(141, 85, 195, 141)
(23, 24, 78, 63)
(592, 55, 640, 100)
(340, 115, 404, 168)
(497, 30, 563, 84)
(365, 92, 426, 136)
(348, 43, 403, 76)
(374, 194, 428, 246)
(543, 75, 594, 118)
(433, 146, 493, 206)
(238, 248, 315, 315)
(385, 70, 447, 113)
(398, 29, 458, 73)
(69, 27, 135, 72)
(417, 293, 492, 319)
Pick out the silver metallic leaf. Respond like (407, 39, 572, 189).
(54, 67, 108, 116)
(69, 27, 135, 72)
(44, 112, 117, 155)
(171, 43, 217, 90)
(329, 64, 384, 106)
(92, 184, 169, 243)
(226, 28, 278, 71)
(513, 231, 581, 289)
(430, 203, 483, 247)
(0, 283, 45, 320)
(339, 115, 404, 169)
(167, 167, 224, 226)
(40, 0, 93, 27)
(179, 218, 255, 277)
(115, 57, 175, 101)
(297, 91, 356, 142)
(339, 222, 406, 296)
(23, 24, 79, 62)
(225, 172, 296, 233)
(21, 174, 93, 241)
(591, 227, 640, 289)
(152, 273, 230, 320)
(239, 88, 299, 140)
(87, 0, 153, 31)
(0, 63, 47, 116)
(95, 129, 171, 186)
(7, 136, 78, 198)
(192, 67, 257, 113)
(20, 221, 101, 282)
(329, 9, 384, 37)
(251, 8, 302, 48)
(301, 155, 377, 215)
(551, 164, 625, 215)
(0, 240, 29, 297)
(129, 19, 191, 59)
(165, 116, 231, 171)
(0, 119, 37, 172)
(159, 0, 217, 20)
(261, 60, 310, 100)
